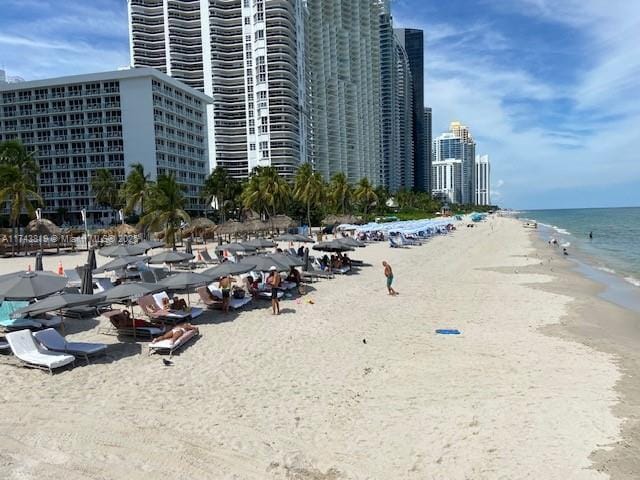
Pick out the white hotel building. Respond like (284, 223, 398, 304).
(0, 68, 211, 224)
(475, 154, 491, 205)
(128, 0, 308, 180)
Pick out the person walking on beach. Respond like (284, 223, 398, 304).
(382, 261, 398, 296)
(267, 266, 282, 315)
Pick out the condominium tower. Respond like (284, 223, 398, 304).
(380, 9, 414, 192)
(128, 0, 308, 180)
(424, 107, 432, 190)
(0, 69, 211, 224)
(475, 154, 491, 205)
(432, 122, 476, 204)
(394, 28, 426, 192)
(307, 0, 384, 185)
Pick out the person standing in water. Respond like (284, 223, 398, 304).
(589, 231, 593, 240)
(382, 261, 398, 296)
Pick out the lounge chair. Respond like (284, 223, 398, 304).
(0, 301, 63, 331)
(139, 270, 157, 283)
(206, 285, 252, 309)
(151, 268, 169, 282)
(100, 309, 164, 339)
(34, 328, 107, 364)
(196, 286, 222, 309)
(5, 329, 75, 374)
(199, 249, 218, 265)
(148, 329, 198, 357)
(93, 277, 114, 293)
(65, 269, 82, 287)
(152, 292, 203, 319)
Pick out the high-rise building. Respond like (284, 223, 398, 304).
(424, 106, 432, 190)
(380, 8, 414, 192)
(431, 157, 462, 204)
(0, 68, 211, 224)
(308, 0, 384, 185)
(432, 122, 476, 204)
(128, 0, 309, 180)
(394, 27, 425, 191)
(475, 154, 490, 205)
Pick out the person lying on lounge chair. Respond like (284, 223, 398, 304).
(157, 295, 188, 311)
(151, 323, 198, 344)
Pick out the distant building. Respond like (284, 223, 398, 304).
(432, 122, 476, 204)
(128, 0, 309, 180)
(475, 154, 491, 205)
(424, 107, 432, 191)
(380, 10, 414, 192)
(395, 28, 426, 192)
(308, 0, 384, 185)
(431, 157, 462, 204)
(0, 68, 211, 224)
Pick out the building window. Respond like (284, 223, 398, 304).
(249, 143, 256, 151)
(244, 17, 250, 25)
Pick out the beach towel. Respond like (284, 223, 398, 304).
(435, 329, 461, 335)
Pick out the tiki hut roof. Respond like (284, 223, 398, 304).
(217, 220, 243, 236)
(183, 217, 216, 236)
(25, 219, 62, 236)
(270, 215, 296, 230)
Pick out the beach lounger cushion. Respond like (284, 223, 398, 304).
(151, 292, 203, 319)
(149, 329, 197, 354)
(5, 329, 75, 371)
(34, 328, 107, 357)
(207, 286, 252, 309)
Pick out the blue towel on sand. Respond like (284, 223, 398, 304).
(435, 329, 461, 335)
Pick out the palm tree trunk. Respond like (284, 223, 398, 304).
(306, 201, 311, 230)
(11, 222, 16, 257)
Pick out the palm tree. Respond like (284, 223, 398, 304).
(140, 174, 190, 250)
(201, 166, 237, 223)
(0, 164, 43, 256)
(241, 167, 290, 227)
(353, 177, 378, 219)
(122, 163, 152, 216)
(328, 172, 352, 214)
(0, 140, 42, 255)
(91, 169, 123, 219)
(293, 163, 325, 228)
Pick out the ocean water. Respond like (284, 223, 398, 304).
(519, 207, 640, 288)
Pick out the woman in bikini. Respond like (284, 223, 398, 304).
(151, 323, 198, 344)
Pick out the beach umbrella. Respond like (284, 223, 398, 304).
(35, 252, 43, 271)
(99, 244, 146, 257)
(137, 239, 164, 252)
(79, 264, 94, 295)
(148, 251, 194, 264)
(202, 262, 256, 280)
(102, 283, 164, 304)
(294, 234, 315, 243)
(239, 255, 288, 272)
(335, 237, 365, 248)
(11, 293, 105, 318)
(265, 253, 304, 268)
(312, 240, 354, 253)
(158, 272, 212, 305)
(25, 218, 62, 236)
(158, 272, 211, 290)
(0, 271, 68, 301)
(274, 234, 299, 242)
(215, 243, 257, 255)
(94, 256, 148, 273)
(243, 238, 276, 249)
(185, 238, 193, 255)
(87, 248, 97, 270)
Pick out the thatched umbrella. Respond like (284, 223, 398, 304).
(270, 215, 295, 231)
(109, 224, 139, 236)
(184, 218, 215, 238)
(217, 221, 243, 236)
(202, 225, 219, 240)
(242, 218, 269, 234)
(62, 227, 85, 238)
(25, 219, 62, 236)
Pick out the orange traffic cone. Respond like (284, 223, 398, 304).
(57, 261, 64, 276)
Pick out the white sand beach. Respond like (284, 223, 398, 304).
(0, 217, 625, 479)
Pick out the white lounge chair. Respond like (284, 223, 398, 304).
(207, 285, 253, 309)
(151, 292, 203, 319)
(34, 328, 107, 364)
(148, 329, 198, 357)
(5, 329, 75, 374)
(93, 277, 114, 294)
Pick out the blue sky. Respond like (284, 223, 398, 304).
(1, 0, 639, 209)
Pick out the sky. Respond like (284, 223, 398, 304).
(1, 0, 639, 209)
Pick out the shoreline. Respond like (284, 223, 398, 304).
(525, 230, 640, 478)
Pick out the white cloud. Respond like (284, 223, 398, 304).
(393, 1, 640, 208)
